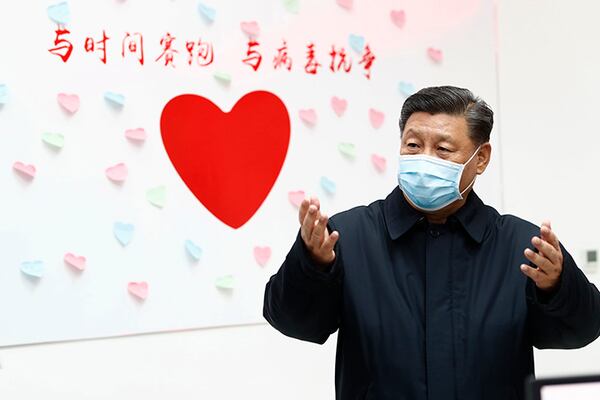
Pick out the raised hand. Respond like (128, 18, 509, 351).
(520, 221, 564, 292)
(298, 196, 340, 266)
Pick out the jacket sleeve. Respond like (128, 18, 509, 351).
(263, 221, 343, 344)
(527, 244, 600, 349)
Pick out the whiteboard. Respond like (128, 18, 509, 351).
(0, 0, 502, 346)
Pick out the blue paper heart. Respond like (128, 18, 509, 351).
(104, 91, 125, 107)
(21, 260, 44, 278)
(185, 239, 202, 261)
(47, 2, 70, 25)
(114, 222, 134, 246)
(349, 34, 365, 54)
(398, 81, 416, 97)
(0, 84, 8, 105)
(198, 3, 216, 23)
(320, 176, 337, 195)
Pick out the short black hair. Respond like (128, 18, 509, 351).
(399, 86, 494, 145)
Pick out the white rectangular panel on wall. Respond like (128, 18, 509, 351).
(0, 0, 502, 346)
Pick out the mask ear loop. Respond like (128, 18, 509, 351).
(459, 145, 482, 197)
(464, 145, 482, 165)
(460, 176, 477, 197)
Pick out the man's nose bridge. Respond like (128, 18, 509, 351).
(423, 145, 436, 157)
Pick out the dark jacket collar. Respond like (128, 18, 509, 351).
(384, 186, 488, 244)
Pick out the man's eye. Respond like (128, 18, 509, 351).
(438, 147, 450, 152)
(407, 143, 419, 148)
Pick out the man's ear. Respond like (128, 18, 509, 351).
(476, 142, 492, 175)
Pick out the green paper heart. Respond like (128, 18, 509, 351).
(215, 275, 235, 290)
(146, 185, 166, 208)
(42, 132, 65, 149)
(283, 0, 300, 13)
(338, 142, 356, 159)
(213, 71, 232, 84)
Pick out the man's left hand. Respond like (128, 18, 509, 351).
(520, 221, 563, 292)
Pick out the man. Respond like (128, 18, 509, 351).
(263, 86, 600, 399)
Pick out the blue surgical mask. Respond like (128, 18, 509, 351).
(397, 146, 480, 212)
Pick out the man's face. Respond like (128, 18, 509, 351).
(400, 111, 490, 196)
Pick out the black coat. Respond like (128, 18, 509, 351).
(264, 188, 600, 400)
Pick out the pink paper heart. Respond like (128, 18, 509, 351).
(427, 47, 443, 63)
(336, 0, 353, 10)
(288, 190, 305, 208)
(369, 108, 385, 129)
(57, 93, 80, 114)
(125, 128, 147, 142)
(240, 21, 260, 37)
(128, 282, 148, 300)
(254, 246, 272, 267)
(331, 97, 348, 117)
(64, 253, 86, 271)
(13, 161, 36, 179)
(299, 109, 317, 126)
(105, 163, 128, 182)
(390, 10, 406, 28)
(371, 154, 387, 172)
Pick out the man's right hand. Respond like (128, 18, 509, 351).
(299, 196, 340, 266)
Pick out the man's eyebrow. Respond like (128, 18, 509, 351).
(436, 132, 455, 142)
(403, 127, 455, 142)
(402, 128, 421, 137)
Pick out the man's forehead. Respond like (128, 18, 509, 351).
(403, 113, 468, 139)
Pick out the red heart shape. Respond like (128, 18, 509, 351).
(160, 91, 290, 229)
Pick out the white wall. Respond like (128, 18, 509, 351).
(496, 0, 600, 377)
(1, 0, 600, 398)
(0, 324, 337, 399)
